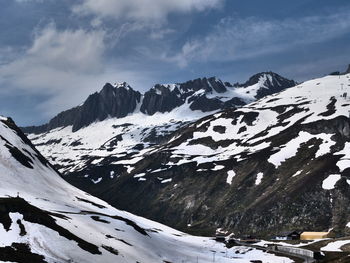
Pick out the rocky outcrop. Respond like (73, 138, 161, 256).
(140, 77, 229, 115)
(23, 83, 141, 133)
(179, 77, 227, 93)
(72, 83, 141, 131)
(140, 85, 183, 115)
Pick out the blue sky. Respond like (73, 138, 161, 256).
(1, 0, 350, 126)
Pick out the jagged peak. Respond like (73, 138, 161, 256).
(151, 76, 226, 95)
(99, 82, 136, 97)
(151, 83, 179, 95)
(236, 71, 296, 88)
(113, 81, 132, 89)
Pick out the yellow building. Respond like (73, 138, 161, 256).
(300, 232, 331, 240)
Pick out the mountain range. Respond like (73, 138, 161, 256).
(23, 72, 296, 173)
(21, 68, 350, 239)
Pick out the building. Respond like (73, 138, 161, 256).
(275, 231, 301, 240)
(300, 232, 331, 240)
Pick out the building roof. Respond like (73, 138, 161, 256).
(301, 232, 329, 235)
(300, 232, 330, 240)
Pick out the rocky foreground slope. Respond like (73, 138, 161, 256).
(59, 72, 350, 237)
(0, 117, 295, 262)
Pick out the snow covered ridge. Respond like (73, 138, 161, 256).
(62, 72, 350, 236)
(24, 72, 295, 174)
(0, 117, 294, 262)
(22, 72, 295, 134)
(124, 73, 350, 181)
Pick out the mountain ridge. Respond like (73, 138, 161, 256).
(22, 72, 296, 134)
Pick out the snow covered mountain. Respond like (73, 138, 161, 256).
(23, 72, 295, 174)
(48, 70, 350, 237)
(0, 116, 293, 262)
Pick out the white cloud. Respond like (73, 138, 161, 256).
(0, 24, 154, 118)
(73, 0, 223, 22)
(149, 28, 175, 40)
(163, 10, 350, 67)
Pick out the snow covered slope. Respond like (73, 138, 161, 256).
(62, 72, 350, 236)
(0, 117, 293, 262)
(25, 72, 295, 174)
(27, 102, 212, 174)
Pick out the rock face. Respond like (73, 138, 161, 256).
(140, 77, 230, 114)
(57, 73, 350, 237)
(72, 83, 141, 132)
(140, 84, 183, 115)
(22, 82, 141, 133)
(23, 73, 296, 134)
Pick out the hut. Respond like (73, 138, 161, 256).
(275, 231, 301, 240)
(300, 232, 331, 240)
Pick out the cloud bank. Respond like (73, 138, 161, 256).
(73, 0, 223, 22)
(164, 9, 350, 67)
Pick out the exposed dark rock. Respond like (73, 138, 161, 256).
(72, 83, 141, 131)
(189, 96, 223, 112)
(22, 83, 141, 133)
(16, 219, 26, 236)
(0, 197, 101, 254)
(21, 124, 48, 134)
(329, 71, 341, 76)
(319, 97, 337, 117)
(223, 97, 246, 108)
(75, 197, 106, 209)
(213, 125, 226, 134)
(4, 144, 34, 169)
(91, 216, 110, 224)
(102, 245, 119, 255)
(178, 77, 226, 94)
(0, 243, 47, 263)
(140, 85, 183, 115)
(1, 119, 51, 169)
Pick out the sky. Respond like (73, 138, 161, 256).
(0, 0, 350, 126)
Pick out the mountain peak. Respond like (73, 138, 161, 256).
(237, 71, 297, 99)
(72, 83, 141, 131)
(101, 82, 134, 94)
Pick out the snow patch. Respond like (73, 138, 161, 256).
(161, 179, 172, 184)
(212, 165, 225, 171)
(321, 240, 350, 252)
(292, 170, 302, 177)
(322, 174, 341, 190)
(226, 171, 236, 185)
(255, 173, 263, 185)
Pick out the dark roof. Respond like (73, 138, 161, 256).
(276, 231, 301, 236)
